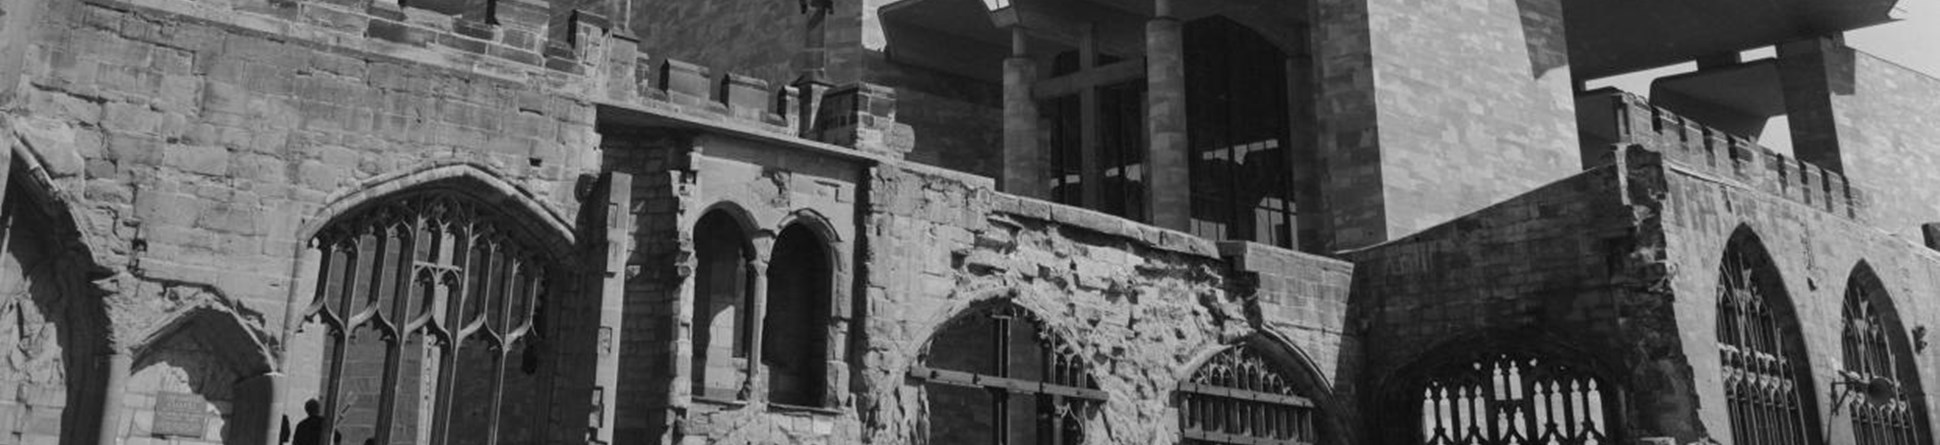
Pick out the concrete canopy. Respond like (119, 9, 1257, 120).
(1566, 0, 1898, 79)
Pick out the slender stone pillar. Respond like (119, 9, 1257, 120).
(1003, 27, 1045, 198)
(741, 257, 771, 401)
(591, 172, 632, 444)
(97, 350, 131, 445)
(1145, 0, 1190, 230)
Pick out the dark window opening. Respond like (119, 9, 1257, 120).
(1044, 51, 1148, 220)
(1181, 345, 1319, 445)
(1717, 232, 1819, 445)
(693, 211, 753, 401)
(912, 302, 1102, 445)
(306, 191, 553, 445)
(764, 224, 832, 407)
(1842, 267, 1930, 445)
(1185, 17, 1297, 249)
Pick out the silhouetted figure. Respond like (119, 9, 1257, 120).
(291, 399, 340, 445)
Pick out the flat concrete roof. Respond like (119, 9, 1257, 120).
(1567, 0, 1898, 79)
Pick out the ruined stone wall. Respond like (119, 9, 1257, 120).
(3, 0, 605, 441)
(852, 164, 1353, 444)
(1313, 0, 1579, 250)
(1658, 148, 1940, 445)
(1342, 159, 1655, 441)
(1827, 51, 1940, 242)
(0, 181, 106, 445)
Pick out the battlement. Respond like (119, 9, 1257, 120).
(1577, 88, 1863, 219)
(586, 20, 913, 159)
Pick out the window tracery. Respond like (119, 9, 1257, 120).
(912, 302, 1103, 445)
(1181, 345, 1319, 445)
(305, 191, 553, 445)
(1716, 234, 1816, 445)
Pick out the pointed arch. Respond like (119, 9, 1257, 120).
(1716, 226, 1820, 445)
(910, 299, 1103, 445)
(1178, 333, 1343, 445)
(1382, 329, 1620, 445)
(300, 163, 576, 259)
(1841, 262, 1930, 445)
(297, 179, 566, 445)
(0, 156, 113, 444)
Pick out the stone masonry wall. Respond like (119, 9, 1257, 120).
(1314, 0, 1580, 250)
(1658, 146, 1940, 445)
(4, 0, 604, 442)
(1827, 51, 1940, 242)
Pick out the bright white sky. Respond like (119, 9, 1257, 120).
(1586, 0, 1936, 155)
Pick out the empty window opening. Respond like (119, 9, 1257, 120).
(1185, 17, 1298, 248)
(1716, 231, 1819, 445)
(1418, 352, 1610, 445)
(1841, 267, 1930, 445)
(693, 210, 753, 401)
(911, 302, 1103, 445)
(763, 224, 834, 407)
(1180, 345, 1320, 445)
(305, 191, 553, 445)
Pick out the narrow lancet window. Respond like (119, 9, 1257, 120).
(1716, 231, 1818, 445)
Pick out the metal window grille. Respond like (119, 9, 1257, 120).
(910, 303, 1104, 445)
(1842, 279, 1925, 445)
(1419, 353, 1609, 445)
(306, 192, 552, 445)
(1180, 346, 1318, 445)
(1717, 242, 1814, 445)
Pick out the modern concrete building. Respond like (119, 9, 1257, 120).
(0, 0, 1931, 443)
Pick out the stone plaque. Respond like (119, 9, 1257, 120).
(150, 392, 207, 438)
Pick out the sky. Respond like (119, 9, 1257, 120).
(1588, 0, 1936, 155)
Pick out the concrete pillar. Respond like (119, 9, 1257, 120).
(1144, 0, 1190, 230)
(1002, 27, 1045, 198)
(1777, 35, 1854, 172)
(97, 350, 130, 445)
(741, 258, 770, 401)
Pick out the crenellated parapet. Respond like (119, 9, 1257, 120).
(590, 29, 914, 159)
(1578, 88, 1863, 220)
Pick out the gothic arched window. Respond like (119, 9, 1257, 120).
(1841, 266, 1929, 445)
(1180, 345, 1319, 444)
(1417, 352, 1611, 445)
(1716, 231, 1819, 445)
(692, 210, 753, 401)
(910, 301, 1103, 445)
(304, 191, 556, 445)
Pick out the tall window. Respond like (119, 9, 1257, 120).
(911, 301, 1103, 444)
(1417, 352, 1610, 445)
(764, 224, 832, 407)
(1044, 51, 1148, 220)
(1842, 266, 1929, 445)
(1180, 345, 1319, 445)
(1185, 17, 1297, 248)
(1716, 231, 1818, 445)
(305, 191, 554, 445)
(693, 210, 752, 401)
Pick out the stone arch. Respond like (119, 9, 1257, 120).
(0, 146, 114, 444)
(1715, 225, 1821, 445)
(763, 219, 838, 407)
(1376, 328, 1624, 445)
(908, 297, 1105, 445)
(298, 163, 576, 257)
(690, 204, 759, 401)
(1176, 332, 1351, 445)
(126, 304, 279, 444)
(287, 176, 572, 445)
(1839, 261, 1931, 444)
